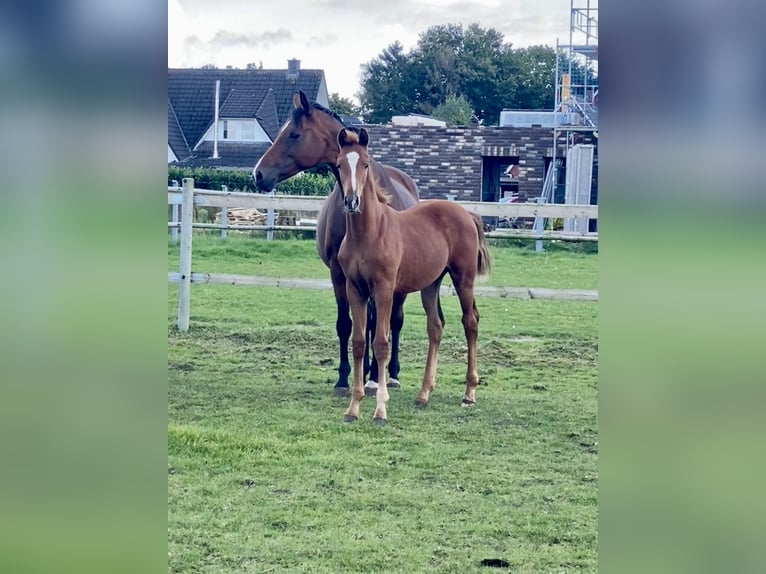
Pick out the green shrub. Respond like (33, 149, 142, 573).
(168, 167, 335, 196)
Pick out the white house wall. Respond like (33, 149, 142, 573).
(315, 77, 330, 108)
(194, 118, 271, 149)
(168, 144, 178, 163)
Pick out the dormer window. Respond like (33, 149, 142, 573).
(241, 120, 255, 140)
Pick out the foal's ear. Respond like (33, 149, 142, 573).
(359, 127, 369, 147)
(293, 90, 311, 115)
(337, 127, 352, 148)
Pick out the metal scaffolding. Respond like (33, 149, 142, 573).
(551, 0, 598, 208)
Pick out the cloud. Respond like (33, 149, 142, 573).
(185, 29, 293, 50)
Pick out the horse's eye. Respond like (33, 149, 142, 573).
(363, 163, 369, 169)
(289, 132, 300, 140)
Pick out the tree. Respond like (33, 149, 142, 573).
(358, 41, 419, 124)
(432, 94, 474, 126)
(357, 23, 562, 125)
(328, 93, 361, 118)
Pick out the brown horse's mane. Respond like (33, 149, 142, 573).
(292, 102, 345, 127)
(340, 129, 391, 205)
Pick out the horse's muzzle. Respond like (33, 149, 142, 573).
(343, 196, 360, 213)
(253, 170, 275, 192)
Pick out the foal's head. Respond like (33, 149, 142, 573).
(336, 127, 373, 214)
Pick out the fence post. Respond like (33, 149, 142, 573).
(220, 207, 228, 239)
(266, 191, 275, 241)
(534, 196, 545, 253)
(171, 203, 180, 243)
(177, 177, 194, 331)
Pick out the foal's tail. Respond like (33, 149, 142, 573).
(472, 214, 492, 277)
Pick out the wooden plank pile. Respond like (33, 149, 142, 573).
(214, 208, 297, 226)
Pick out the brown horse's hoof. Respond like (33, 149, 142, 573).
(342, 414, 358, 424)
(334, 386, 350, 397)
(372, 417, 387, 426)
(364, 383, 378, 397)
(460, 398, 476, 407)
(414, 400, 428, 409)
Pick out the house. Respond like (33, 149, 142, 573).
(390, 114, 446, 127)
(167, 60, 329, 168)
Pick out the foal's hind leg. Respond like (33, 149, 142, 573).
(453, 275, 480, 406)
(414, 279, 445, 408)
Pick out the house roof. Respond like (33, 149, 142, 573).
(168, 67, 325, 152)
(174, 141, 272, 169)
(167, 98, 191, 161)
(255, 89, 280, 141)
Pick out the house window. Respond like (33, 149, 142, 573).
(222, 120, 229, 139)
(240, 121, 255, 140)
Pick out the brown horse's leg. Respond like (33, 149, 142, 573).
(331, 262, 352, 397)
(343, 282, 368, 423)
(453, 275, 480, 406)
(387, 293, 406, 387)
(370, 287, 394, 425)
(415, 279, 444, 408)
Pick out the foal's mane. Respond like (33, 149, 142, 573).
(340, 129, 391, 205)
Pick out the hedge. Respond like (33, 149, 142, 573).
(168, 167, 335, 196)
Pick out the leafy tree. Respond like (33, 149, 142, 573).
(328, 93, 361, 118)
(432, 94, 474, 125)
(358, 41, 419, 124)
(357, 23, 582, 125)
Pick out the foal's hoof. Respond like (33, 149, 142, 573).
(414, 400, 428, 409)
(387, 378, 401, 389)
(372, 417, 387, 426)
(333, 386, 350, 397)
(342, 414, 358, 424)
(460, 398, 476, 407)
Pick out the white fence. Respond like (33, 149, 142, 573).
(168, 186, 599, 242)
(170, 178, 598, 331)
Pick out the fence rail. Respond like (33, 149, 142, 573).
(169, 179, 598, 331)
(169, 187, 598, 219)
(168, 272, 598, 302)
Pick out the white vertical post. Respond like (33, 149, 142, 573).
(266, 191, 275, 241)
(177, 178, 194, 332)
(212, 80, 220, 159)
(220, 207, 228, 239)
(534, 196, 545, 253)
(171, 203, 180, 243)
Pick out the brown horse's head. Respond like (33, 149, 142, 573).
(252, 90, 344, 192)
(336, 127, 372, 213)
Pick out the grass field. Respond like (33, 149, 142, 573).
(168, 235, 598, 573)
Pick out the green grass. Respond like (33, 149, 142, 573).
(169, 234, 598, 290)
(168, 237, 598, 573)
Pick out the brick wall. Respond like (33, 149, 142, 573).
(362, 125, 572, 201)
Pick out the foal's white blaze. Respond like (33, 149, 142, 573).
(346, 151, 360, 195)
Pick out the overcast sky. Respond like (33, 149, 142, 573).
(168, 0, 590, 103)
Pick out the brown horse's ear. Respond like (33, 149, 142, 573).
(337, 127, 350, 148)
(293, 90, 311, 115)
(359, 127, 369, 147)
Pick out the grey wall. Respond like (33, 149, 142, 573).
(362, 125, 564, 201)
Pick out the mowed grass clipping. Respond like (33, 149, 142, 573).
(168, 236, 598, 574)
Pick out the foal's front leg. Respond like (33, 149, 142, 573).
(343, 282, 368, 423)
(370, 287, 394, 425)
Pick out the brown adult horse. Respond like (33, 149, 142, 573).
(335, 127, 491, 425)
(252, 91, 419, 396)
